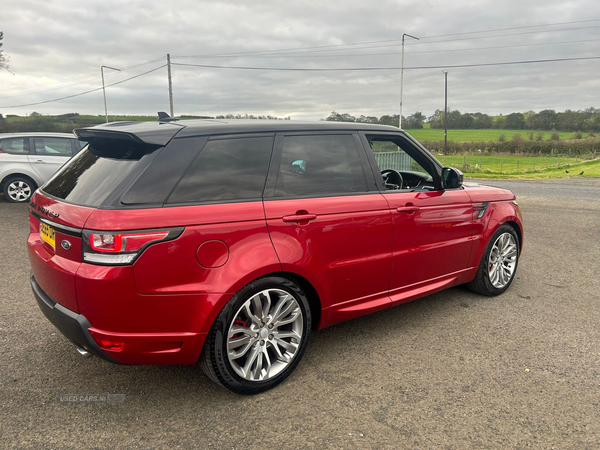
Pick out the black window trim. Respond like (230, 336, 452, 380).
(118, 135, 209, 208)
(262, 130, 376, 200)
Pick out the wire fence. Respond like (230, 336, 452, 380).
(373, 151, 413, 171)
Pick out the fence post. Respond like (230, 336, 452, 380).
(443, 155, 446, 165)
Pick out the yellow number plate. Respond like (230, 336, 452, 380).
(40, 222, 56, 249)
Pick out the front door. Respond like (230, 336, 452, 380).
(361, 132, 473, 303)
(263, 132, 393, 324)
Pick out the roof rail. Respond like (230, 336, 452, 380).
(157, 111, 180, 122)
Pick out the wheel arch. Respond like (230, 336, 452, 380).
(1, 172, 39, 191)
(502, 220, 523, 252)
(199, 269, 324, 340)
(276, 271, 322, 330)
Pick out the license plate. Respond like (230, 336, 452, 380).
(40, 222, 56, 249)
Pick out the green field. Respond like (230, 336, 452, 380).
(433, 154, 600, 179)
(436, 155, 581, 171)
(4, 116, 588, 142)
(405, 126, 579, 142)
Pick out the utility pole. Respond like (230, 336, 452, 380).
(399, 33, 419, 128)
(443, 70, 448, 156)
(101, 65, 121, 123)
(167, 54, 174, 117)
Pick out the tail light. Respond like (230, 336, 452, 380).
(82, 228, 183, 265)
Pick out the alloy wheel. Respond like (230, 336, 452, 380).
(7, 181, 32, 202)
(227, 289, 304, 382)
(487, 232, 518, 288)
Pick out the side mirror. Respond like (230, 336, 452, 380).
(442, 167, 463, 189)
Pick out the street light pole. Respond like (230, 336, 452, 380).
(399, 33, 419, 128)
(443, 70, 448, 156)
(101, 65, 121, 123)
(167, 54, 174, 117)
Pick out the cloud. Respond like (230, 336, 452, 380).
(1, 0, 600, 119)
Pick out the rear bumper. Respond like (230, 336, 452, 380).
(31, 275, 206, 365)
(31, 275, 120, 363)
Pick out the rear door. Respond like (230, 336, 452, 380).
(0, 136, 32, 172)
(263, 132, 393, 324)
(28, 136, 74, 183)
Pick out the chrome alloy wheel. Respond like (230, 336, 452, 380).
(227, 289, 304, 382)
(488, 232, 518, 288)
(7, 181, 32, 202)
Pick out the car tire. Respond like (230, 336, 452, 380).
(3, 176, 36, 203)
(467, 224, 520, 296)
(200, 275, 312, 395)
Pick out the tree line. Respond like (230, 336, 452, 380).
(0, 112, 292, 133)
(325, 108, 600, 132)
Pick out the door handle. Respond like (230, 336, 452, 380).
(35, 160, 46, 164)
(396, 206, 420, 213)
(282, 214, 317, 223)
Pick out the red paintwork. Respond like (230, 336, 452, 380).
(28, 181, 523, 365)
(196, 240, 229, 268)
(383, 189, 474, 298)
(264, 194, 394, 327)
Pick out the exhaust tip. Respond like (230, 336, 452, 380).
(76, 347, 93, 358)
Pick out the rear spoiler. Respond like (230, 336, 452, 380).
(74, 120, 184, 146)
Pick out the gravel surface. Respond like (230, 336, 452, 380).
(0, 181, 599, 449)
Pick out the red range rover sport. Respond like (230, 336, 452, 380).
(28, 118, 523, 394)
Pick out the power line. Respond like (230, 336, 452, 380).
(0, 56, 165, 97)
(173, 21, 600, 59)
(0, 64, 166, 109)
(171, 56, 600, 72)
(406, 24, 600, 46)
(419, 18, 600, 39)
(178, 37, 600, 60)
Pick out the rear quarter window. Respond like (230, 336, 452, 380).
(121, 137, 207, 205)
(0, 138, 30, 154)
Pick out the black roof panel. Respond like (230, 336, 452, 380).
(75, 119, 404, 145)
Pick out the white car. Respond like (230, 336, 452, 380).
(0, 132, 83, 202)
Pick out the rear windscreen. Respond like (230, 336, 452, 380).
(42, 139, 160, 207)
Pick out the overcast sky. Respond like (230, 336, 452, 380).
(1, 0, 600, 120)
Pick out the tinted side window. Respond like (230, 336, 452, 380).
(0, 138, 29, 154)
(274, 134, 367, 198)
(34, 137, 73, 156)
(167, 136, 273, 204)
(122, 137, 206, 205)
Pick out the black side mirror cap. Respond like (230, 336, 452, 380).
(442, 167, 463, 189)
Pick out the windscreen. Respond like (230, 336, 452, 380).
(42, 138, 160, 207)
